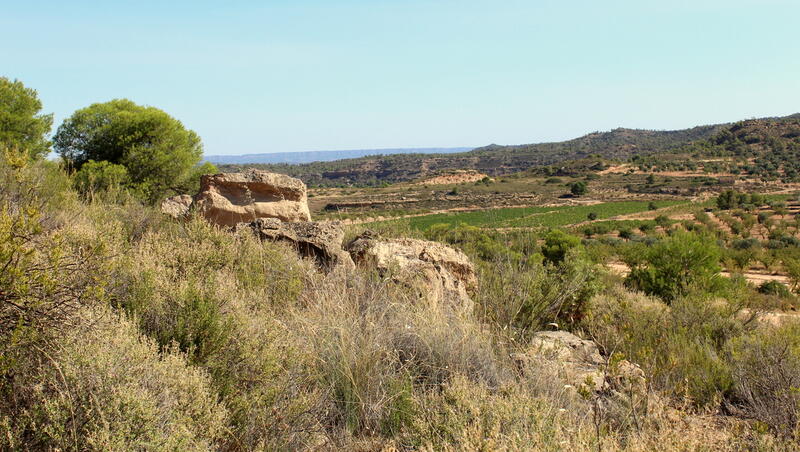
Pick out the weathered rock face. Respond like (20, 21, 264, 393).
(513, 330, 646, 396)
(346, 232, 478, 310)
(237, 218, 354, 272)
(524, 331, 607, 392)
(194, 170, 311, 227)
(161, 194, 193, 219)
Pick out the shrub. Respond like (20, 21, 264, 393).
(654, 215, 671, 228)
(722, 248, 756, 272)
(732, 238, 760, 250)
(582, 222, 610, 238)
(757, 280, 792, 298)
(717, 190, 767, 211)
(0, 156, 107, 361)
(541, 229, 581, 265)
(72, 159, 130, 198)
(638, 222, 655, 234)
(1, 308, 227, 450)
(728, 322, 800, 438)
(110, 218, 322, 449)
(569, 181, 588, 196)
(626, 231, 723, 302)
(584, 286, 744, 409)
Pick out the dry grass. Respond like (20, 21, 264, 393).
(1, 160, 797, 451)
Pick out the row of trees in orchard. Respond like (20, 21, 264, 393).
(0, 76, 216, 203)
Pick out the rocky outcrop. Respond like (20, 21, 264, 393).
(194, 170, 311, 227)
(236, 218, 354, 272)
(513, 331, 646, 396)
(345, 232, 478, 310)
(160, 194, 193, 219)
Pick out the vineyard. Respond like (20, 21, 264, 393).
(401, 200, 688, 230)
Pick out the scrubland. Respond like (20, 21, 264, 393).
(2, 153, 800, 451)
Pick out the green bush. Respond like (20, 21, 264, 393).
(542, 229, 581, 265)
(72, 159, 130, 198)
(584, 287, 744, 409)
(757, 280, 792, 298)
(626, 231, 723, 302)
(569, 181, 588, 196)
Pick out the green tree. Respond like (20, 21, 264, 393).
(626, 231, 722, 302)
(54, 99, 211, 203)
(0, 77, 53, 159)
(569, 181, 588, 197)
(541, 229, 581, 265)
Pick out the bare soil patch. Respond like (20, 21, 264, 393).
(416, 170, 489, 186)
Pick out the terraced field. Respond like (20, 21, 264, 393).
(401, 200, 688, 231)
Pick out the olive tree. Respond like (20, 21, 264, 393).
(54, 99, 214, 203)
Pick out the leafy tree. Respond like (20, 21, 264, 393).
(626, 231, 722, 302)
(541, 229, 581, 265)
(655, 215, 671, 228)
(569, 181, 588, 197)
(54, 99, 212, 203)
(716, 190, 739, 210)
(0, 77, 53, 159)
(587, 212, 597, 221)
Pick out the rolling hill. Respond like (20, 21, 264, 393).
(220, 114, 799, 187)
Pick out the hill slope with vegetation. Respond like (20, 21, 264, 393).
(3, 76, 800, 450)
(224, 115, 800, 188)
(222, 122, 731, 187)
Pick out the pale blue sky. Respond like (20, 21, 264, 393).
(2, 0, 798, 155)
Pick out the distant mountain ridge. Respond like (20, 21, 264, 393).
(204, 147, 474, 165)
(218, 113, 800, 187)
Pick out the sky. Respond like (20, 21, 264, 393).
(2, 0, 799, 156)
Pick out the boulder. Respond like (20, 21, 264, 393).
(523, 331, 607, 392)
(513, 331, 646, 396)
(161, 194, 193, 219)
(345, 232, 478, 310)
(236, 218, 354, 272)
(194, 170, 311, 227)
